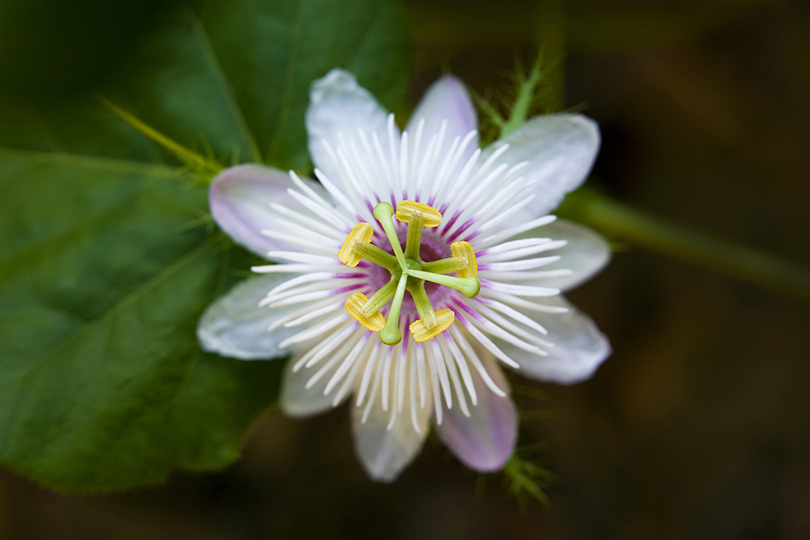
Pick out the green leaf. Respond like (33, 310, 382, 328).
(0, 0, 411, 489)
(107, 0, 412, 170)
(0, 149, 283, 489)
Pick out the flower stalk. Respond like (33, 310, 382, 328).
(561, 189, 810, 303)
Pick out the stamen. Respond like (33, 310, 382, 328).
(410, 308, 455, 342)
(450, 241, 478, 278)
(349, 241, 397, 270)
(331, 198, 490, 347)
(380, 271, 409, 345)
(338, 222, 396, 270)
(345, 293, 386, 332)
(406, 270, 481, 298)
(373, 202, 408, 270)
(395, 200, 442, 228)
(338, 223, 373, 267)
(404, 210, 425, 260)
(420, 256, 469, 274)
(409, 281, 438, 329)
(362, 278, 397, 317)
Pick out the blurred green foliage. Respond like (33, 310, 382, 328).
(0, 0, 169, 94)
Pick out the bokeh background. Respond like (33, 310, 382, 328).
(2, 0, 810, 538)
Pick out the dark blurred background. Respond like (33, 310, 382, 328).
(2, 0, 810, 538)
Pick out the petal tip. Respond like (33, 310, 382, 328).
(208, 163, 297, 256)
(363, 462, 405, 483)
(534, 331, 612, 385)
(554, 338, 612, 385)
(434, 72, 465, 90)
(437, 374, 518, 475)
(310, 68, 359, 103)
(568, 113, 601, 146)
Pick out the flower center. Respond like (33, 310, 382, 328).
(338, 201, 480, 346)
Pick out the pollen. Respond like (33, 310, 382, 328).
(345, 292, 386, 332)
(410, 308, 455, 342)
(395, 200, 442, 228)
(338, 222, 374, 267)
(451, 241, 478, 278)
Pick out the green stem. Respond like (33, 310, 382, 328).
(562, 190, 810, 302)
(501, 55, 544, 138)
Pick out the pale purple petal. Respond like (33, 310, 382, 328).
(197, 275, 301, 360)
(306, 68, 399, 193)
(480, 114, 600, 219)
(498, 296, 611, 384)
(436, 354, 517, 472)
(210, 164, 325, 257)
(406, 75, 478, 167)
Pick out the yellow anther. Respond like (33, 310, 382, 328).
(338, 223, 374, 267)
(451, 241, 478, 278)
(409, 308, 455, 342)
(395, 201, 442, 228)
(345, 293, 386, 332)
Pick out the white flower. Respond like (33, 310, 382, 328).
(197, 69, 611, 481)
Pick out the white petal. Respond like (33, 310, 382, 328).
(540, 219, 611, 290)
(210, 164, 330, 257)
(496, 296, 610, 384)
(480, 114, 600, 219)
(306, 68, 398, 193)
(197, 275, 304, 360)
(485, 219, 611, 292)
(435, 354, 517, 472)
(351, 353, 432, 482)
(406, 74, 478, 161)
(280, 356, 340, 417)
(280, 329, 367, 417)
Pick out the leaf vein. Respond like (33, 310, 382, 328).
(0, 146, 180, 176)
(189, 14, 264, 164)
(266, 0, 305, 164)
(0, 235, 224, 389)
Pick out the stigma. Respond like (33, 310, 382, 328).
(338, 201, 480, 345)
